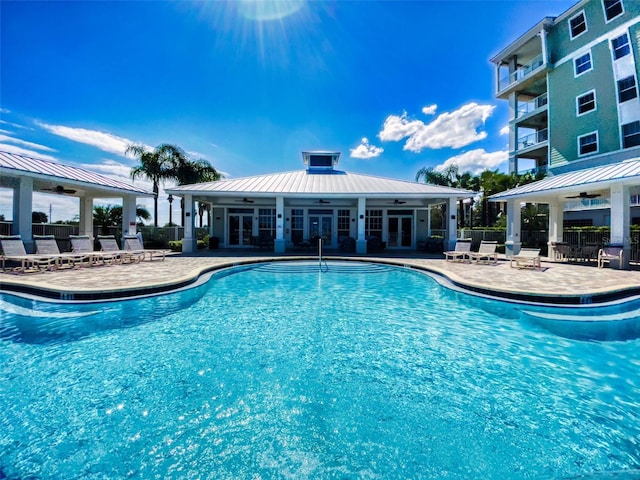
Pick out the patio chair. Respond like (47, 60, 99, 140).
(0, 235, 59, 273)
(468, 241, 498, 265)
(443, 239, 471, 262)
(97, 235, 144, 264)
(69, 235, 120, 266)
(34, 235, 92, 268)
(551, 242, 574, 262)
(510, 248, 542, 269)
(123, 234, 167, 261)
(598, 244, 624, 269)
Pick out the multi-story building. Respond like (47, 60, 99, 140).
(489, 0, 640, 267)
(492, 0, 639, 178)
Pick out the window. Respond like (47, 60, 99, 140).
(603, 0, 624, 21)
(337, 209, 351, 240)
(574, 52, 592, 75)
(576, 91, 596, 115)
(569, 11, 587, 38)
(611, 33, 630, 60)
(578, 132, 598, 155)
(617, 76, 638, 103)
(290, 208, 304, 245)
(258, 208, 275, 239)
(622, 121, 640, 148)
(365, 210, 382, 239)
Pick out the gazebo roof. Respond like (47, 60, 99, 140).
(0, 151, 152, 197)
(166, 169, 473, 199)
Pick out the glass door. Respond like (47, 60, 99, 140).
(228, 214, 254, 247)
(309, 215, 333, 247)
(387, 215, 413, 248)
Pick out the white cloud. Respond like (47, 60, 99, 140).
(378, 112, 424, 142)
(0, 134, 56, 152)
(0, 143, 59, 161)
(422, 104, 437, 115)
(36, 122, 145, 156)
(500, 125, 509, 136)
(435, 149, 508, 176)
(379, 103, 496, 152)
(81, 159, 135, 183)
(349, 138, 383, 159)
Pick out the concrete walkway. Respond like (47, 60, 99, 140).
(1, 251, 639, 303)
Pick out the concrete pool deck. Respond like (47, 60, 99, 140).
(1, 250, 639, 304)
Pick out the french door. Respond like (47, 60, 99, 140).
(309, 215, 333, 247)
(228, 214, 253, 247)
(387, 215, 413, 248)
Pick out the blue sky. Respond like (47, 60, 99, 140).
(0, 0, 576, 225)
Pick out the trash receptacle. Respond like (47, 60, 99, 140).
(209, 236, 219, 249)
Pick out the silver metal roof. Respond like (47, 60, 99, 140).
(166, 169, 474, 198)
(490, 158, 640, 201)
(0, 151, 152, 197)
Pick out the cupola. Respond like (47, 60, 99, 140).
(302, 151, 340, 172)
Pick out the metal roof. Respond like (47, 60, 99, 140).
(490, 159, 640, 201)
(166, 169, 474, 198)
(0, 151, 152, 196)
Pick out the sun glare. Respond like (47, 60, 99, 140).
(237, 0, 305, 22)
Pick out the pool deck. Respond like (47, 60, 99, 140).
(1, 250, 639, 304)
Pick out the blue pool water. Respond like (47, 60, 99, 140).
(1, 261, 639, 479)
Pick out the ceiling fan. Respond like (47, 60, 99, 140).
(314, 199, 331, 204)
(42, 185, 77, 195)
(387, 199, 407, 205)
(566, 191, 601, 199)
(236, 197, 255, 203)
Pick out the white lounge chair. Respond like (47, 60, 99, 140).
(34, 235, 92, 268)
(0, 235, 59, 273)
(69, 235, 120, 266)
(97, 235, 144, 264)
(510, 248, 542, 269)
(123, 234, 167, 261)
(443, 240, 471, 262)
(468, 241, 498, 264)
(598, 245, 624, 269)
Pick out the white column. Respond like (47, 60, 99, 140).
(14, 177, 34, 252)
(182, 194, 196, 253)
(79, 196, 94, 237)
(547, 200, 563, 260)
(540, 27, 548, 65)
(446, 197, 457, 251)
(356, 197, 367, 254)
(427, 205, 432, 237)
(610, 184, 630, 269)
(505, 199, 522, 257)
(274, 196, 285, 253)
(122, 196, 137, 237)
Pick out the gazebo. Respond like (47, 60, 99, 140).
(0, 151, 153, 251)
(166, 151, 474, 254)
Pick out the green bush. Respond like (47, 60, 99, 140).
(168, 239, 208, 251)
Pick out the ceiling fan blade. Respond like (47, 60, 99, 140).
(566, 191, 601, 199)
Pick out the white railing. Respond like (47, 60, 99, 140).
(499, 54, 544, 91)
(518, 128, 548, 150)
(516, 92, 548, 117)
(563, 198, 611, 211)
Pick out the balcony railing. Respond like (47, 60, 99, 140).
(516, 93, 548, 118)
(517, 128, 548, 150)
(499, 54, 544, 92)
(563, 197, 611, 211)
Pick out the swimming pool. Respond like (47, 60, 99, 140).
(1, 261, 639, 478)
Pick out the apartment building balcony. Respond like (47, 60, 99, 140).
(491, 17, 554, 100)
(517, 128, 548, 152)
(516, 92, 548, 120)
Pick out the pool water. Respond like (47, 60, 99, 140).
(1, 261, 639, 479)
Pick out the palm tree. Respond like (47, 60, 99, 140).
(127, 144, 186, 227)
(94, 204, 152, 235)
(170, 155, 222, 226)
